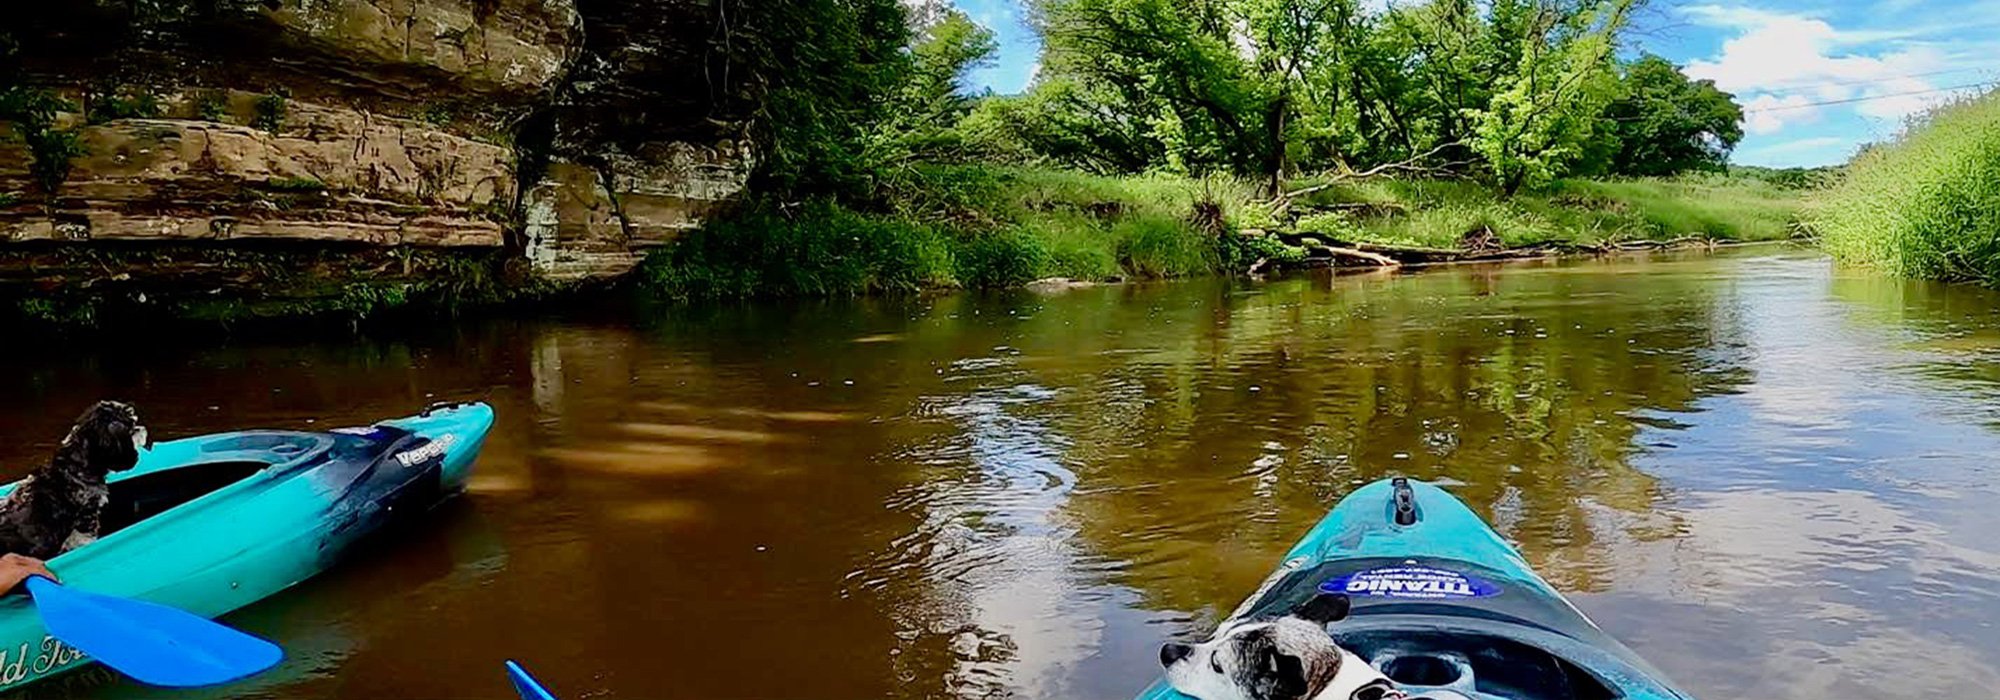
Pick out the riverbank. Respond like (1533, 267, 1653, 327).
(638, 165, 1810, 299)
(1814, 90, 2000, 286)
(1, 166, 1810, 330)
(0, 245, 558, 331)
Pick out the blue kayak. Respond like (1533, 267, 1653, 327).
(0, 401, 493, 692)
(1136, 478, 1690, 700)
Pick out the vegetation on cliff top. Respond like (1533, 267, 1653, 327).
(1812, 89, 2000, 286)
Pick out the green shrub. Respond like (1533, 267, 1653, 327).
(25, 128, 87, 194)
(265, 177, 327, 192)
(640, 199, 955, 299)
(1220, 232, 1305, 268)
(1025, 218, 1120, 280)
(0, 87, 87, 196)
(955, 228, 1048, 287)
(192, 89, 228, 122)
(1115, 216, 1213, 278)
(86, 85, 162, 123)
(1813, 90, 2000, 285)
(418, 103, 453, 127)
(1295, 211, 1361, 239)
(252, 92, 287, 132)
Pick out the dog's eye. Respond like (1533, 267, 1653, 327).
(1209, 652, 1223, 674)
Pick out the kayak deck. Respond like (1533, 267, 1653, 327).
(1137, 478, 1688, 700)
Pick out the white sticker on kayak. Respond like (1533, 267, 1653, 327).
(392, 434, 456, 467)
(1322, 565, 1500, 599)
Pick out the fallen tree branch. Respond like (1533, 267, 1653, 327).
(1273, 142, 1466, 212)
(1305, 244, 1402, 267)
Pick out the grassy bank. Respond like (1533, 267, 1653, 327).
(1279, 173, 1805, 250)
(640, 167, 1266, 299)
(1813, 91, 2000, 285)
(640, 165, 1810, 299)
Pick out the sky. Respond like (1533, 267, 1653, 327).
(946, 0, 2000, 168)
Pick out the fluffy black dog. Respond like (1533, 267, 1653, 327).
(0, 402, 148, 559)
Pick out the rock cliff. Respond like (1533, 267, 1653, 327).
(0, 0, 755, 320)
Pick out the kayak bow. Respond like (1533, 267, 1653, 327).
(1136, 477, 1689, 700)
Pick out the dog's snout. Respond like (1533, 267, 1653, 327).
(1159, 643, 1193, 668)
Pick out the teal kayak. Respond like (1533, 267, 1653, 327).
(1136, 478, 1689, 700)
(0, 401, 493, 692)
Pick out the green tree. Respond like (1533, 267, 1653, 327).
(1596, 54, 1744, 176)
(1030, 0, 1373, 193)
(877, 8, 999, 162)
(1383, 0, 1503, 162)
(1467, 0, 1633, 195)
(723, 0, 915, 198)
(1037, 0, 1271, 178)
(958, 77, 1163, 173)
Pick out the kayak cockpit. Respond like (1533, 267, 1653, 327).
(90, 431, 337, 536)
(100, 460, 268, 535)
(1236, 557, 1680, 700)
(1335, 626, 1620, 700)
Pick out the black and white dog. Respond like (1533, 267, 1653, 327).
(0, 401, 148, 559)
(1161, 593, 1404, 700)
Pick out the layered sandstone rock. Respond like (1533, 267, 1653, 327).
(521, 143, 752, 281)
(0, 103, 510, 246)
(1, 0, 752, 290)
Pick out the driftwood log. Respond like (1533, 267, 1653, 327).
(1304, 244, 1401, 267)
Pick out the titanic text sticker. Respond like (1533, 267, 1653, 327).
(1321, 565, 1501, 599)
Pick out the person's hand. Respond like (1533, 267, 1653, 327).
(0, 554, 55, 594)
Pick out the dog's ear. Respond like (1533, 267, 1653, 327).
(1265, 646, 1310, 699)
(1292, 592, 1351, 624)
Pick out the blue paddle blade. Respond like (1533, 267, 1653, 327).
(25, 576, 282, 687)
(505, 660, 559, 700)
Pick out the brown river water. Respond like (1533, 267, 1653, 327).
(4, 245, 2000, 699)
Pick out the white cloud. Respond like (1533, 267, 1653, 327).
(1679, 4, 1812, 31)
(1679, 5, 1968, 134)
(1739, 94, 1816, 135)
(1852, 77, 1982, 124)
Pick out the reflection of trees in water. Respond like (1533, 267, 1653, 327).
(1027, 267, 1755, 617)
(613, 268, 1759, 694)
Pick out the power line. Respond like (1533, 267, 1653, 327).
(1741, 80, 1997, 113)
(1735, 66, 1988, 94)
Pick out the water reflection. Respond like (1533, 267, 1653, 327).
(1, 247, 1998, 699)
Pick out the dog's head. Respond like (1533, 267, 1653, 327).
(59, 401, 148, 476)
(1161, 593, 1400, 700)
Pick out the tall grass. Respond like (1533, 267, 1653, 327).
(1288, 175, 1804, 249)
(1813, 91, 2000, 285)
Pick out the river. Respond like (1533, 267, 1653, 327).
(4, 245, 1999, 699)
